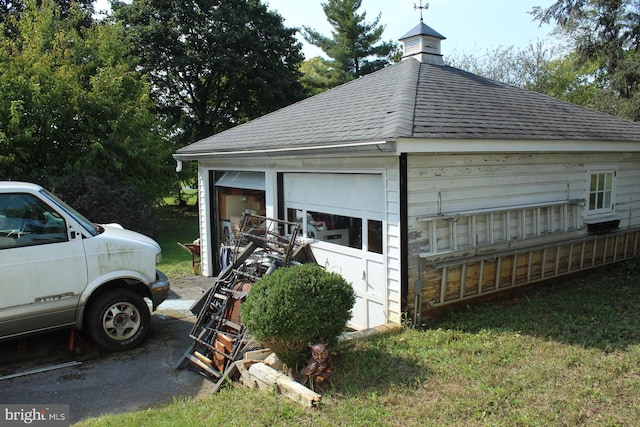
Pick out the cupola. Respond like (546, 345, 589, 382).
(399, 21, 446, 65)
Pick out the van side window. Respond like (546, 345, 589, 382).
(0, 193, 68, 249)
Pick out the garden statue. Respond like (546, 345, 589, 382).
(298, 343, 333, 390)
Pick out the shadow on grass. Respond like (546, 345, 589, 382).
(329, 344, 433, 395)
(427, 262, 640, 352)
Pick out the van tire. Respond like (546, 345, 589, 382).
(87, 289, 151, 352)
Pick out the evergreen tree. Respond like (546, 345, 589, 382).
(299, 56, 352, 95)
(303, 0, 397, 84)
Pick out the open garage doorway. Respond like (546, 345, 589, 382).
(212, 171, 266, 273)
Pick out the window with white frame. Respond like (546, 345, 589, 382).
(588, 170, 615, 213)
(287, 208, 382, 254)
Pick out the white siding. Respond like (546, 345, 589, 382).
(196, 168, 212, 276)
(404, 152, 640, 315)
(384, 168, 402, 324)
(407, 153, 640, 261)
(617, 159, 640, 226)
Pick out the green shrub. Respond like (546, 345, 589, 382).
(241, 263, 355, 369)
(50, 172, 159, 237)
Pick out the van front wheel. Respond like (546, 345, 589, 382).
(88, 289, 150, 352)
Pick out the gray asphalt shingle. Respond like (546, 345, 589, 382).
(414, 65, 640, 141)
(177, 59, 640, 155)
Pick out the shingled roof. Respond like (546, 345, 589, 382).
(399, 21, 446, 41)
(176, 58, 640, 157)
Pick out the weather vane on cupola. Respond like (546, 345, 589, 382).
(414, 1, 428, 22)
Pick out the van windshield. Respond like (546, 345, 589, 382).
(41, 189, 100, 236)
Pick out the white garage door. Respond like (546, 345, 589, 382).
(284, 173, 386, 330)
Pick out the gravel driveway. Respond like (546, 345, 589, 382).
(0, 275, 218, 425)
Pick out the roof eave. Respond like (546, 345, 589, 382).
(396, 138, 640, 153)
(173, 140, 398, 162)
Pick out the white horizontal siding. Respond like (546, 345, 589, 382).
(408, 161, 585, 217)
(616, 160, 640, 228)
(407, 153, 640, 258)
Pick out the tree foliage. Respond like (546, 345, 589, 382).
(303, 0, 398, 85)
(532, 0, 640, 120)
(526, 52, 614, 114)
(112, 0, 307, 145)
(0, 0, 174, 203)
(448, 43, 615, 117)
(299, 56, 352, 95)
(449, 1, 640, 121)
(447, 42, 563, 90)
(446, 41, 600, 105)
(0, 0, 94, 37)
(52, 172, 161, 237)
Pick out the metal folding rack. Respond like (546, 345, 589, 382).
(175, 213, 306, 390)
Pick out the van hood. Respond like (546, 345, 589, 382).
(100, 223, 161, 252)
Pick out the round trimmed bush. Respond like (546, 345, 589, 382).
(240, 263, 355, 368)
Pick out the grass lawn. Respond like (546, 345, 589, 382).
(155, 203, 200, 279)
(76, 204, 640, 426)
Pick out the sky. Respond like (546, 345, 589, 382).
(93, 0, 560, 59)
(264, 0, 560, 59)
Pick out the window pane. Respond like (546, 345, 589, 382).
(308, 210, 362, 249)
(588, 172, 614, 212)
(367, 220, 383, 254)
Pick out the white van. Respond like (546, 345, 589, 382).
(0, 181, 169, 351)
